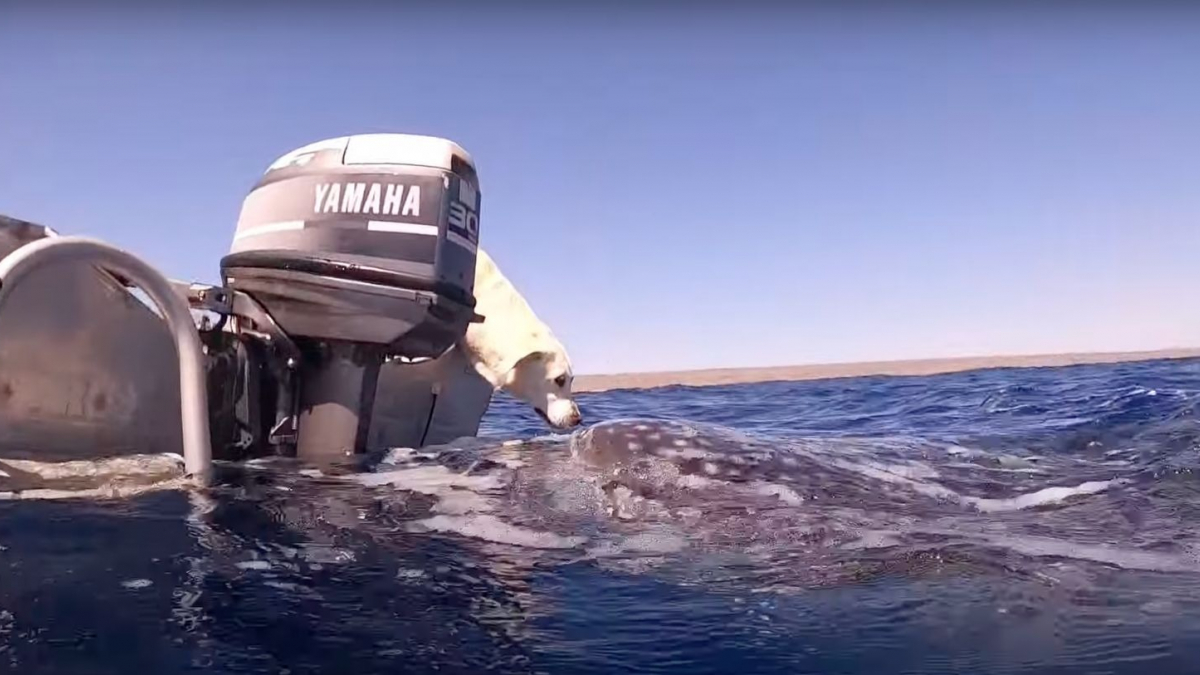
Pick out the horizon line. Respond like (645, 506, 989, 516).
(573, 346, 1200, 393)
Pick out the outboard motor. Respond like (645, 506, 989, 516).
(190, 133, 482, 462)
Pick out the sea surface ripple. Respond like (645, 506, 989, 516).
(3, 357, 1200, 674)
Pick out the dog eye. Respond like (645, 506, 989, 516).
(554, 375, 568, 387)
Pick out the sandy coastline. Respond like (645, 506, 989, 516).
(573, 348, 1200, 393)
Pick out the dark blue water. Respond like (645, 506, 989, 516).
(3, 357, 1200, 674)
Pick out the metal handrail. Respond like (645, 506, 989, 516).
(0, 236, 212, 483)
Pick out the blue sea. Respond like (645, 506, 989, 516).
(3, 357, 1200, 674)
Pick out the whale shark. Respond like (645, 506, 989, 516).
(335, 418, 1196, 586)
(332, 420, 1007, 591)
(136, 415, 1200, 673)
(155, 414, 1195, 623)
(7, 418, 1192, 674)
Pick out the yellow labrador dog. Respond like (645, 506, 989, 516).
(459, 247, 582, 430)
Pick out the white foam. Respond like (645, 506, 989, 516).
(981, 533, 1200, 573)
(817, 450, 1115, 512)
(350, 464, 505, 517)
(588, 531, 688, 557)
(675, 474, 725, 490)
(965, 480, 1116, 513)
(409, 514, 586, 549)
(870, 459, 941, 481)
(432, 489, 493, 515)
(841, 530, 904, 550)
(750, 481, 805, 506)
(945, 461, 1045, 475)
(0, 453, 183, 480)
(489, 449, 528, 469)
(606, 485, 643, 520)
(0, 476, 192, 501)
(530, 431, 573, 443)
(352, 464, 505, 493)
(261, 580, 322, 598)
(813, 452, 962, 502)
(296, 544, 356, 565)
(379, 447, 418, 464)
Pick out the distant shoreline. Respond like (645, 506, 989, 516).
(573, 348, 1200, 393)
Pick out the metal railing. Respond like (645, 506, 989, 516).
(0, 236, 212, 483)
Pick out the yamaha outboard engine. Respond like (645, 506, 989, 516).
(191, 133, 481, 462)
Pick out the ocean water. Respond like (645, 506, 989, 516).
(3, 357, 1200, 674)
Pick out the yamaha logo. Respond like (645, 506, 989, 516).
(313, 181, 421, 217)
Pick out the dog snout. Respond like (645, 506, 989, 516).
(564, 406, 583, 428)
(546, 401, 583, 429)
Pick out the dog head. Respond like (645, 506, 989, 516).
(461, 247, 583, 430)
(499, 349, 582, 430)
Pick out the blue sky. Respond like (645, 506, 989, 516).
(3, 3, 1200, 375)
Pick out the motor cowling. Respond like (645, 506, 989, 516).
(213, 133, 483, 462)
(221, 133, 481, 357)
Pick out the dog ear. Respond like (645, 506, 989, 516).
(511, 350, 550, 373)
(468, 350, 549, 390)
